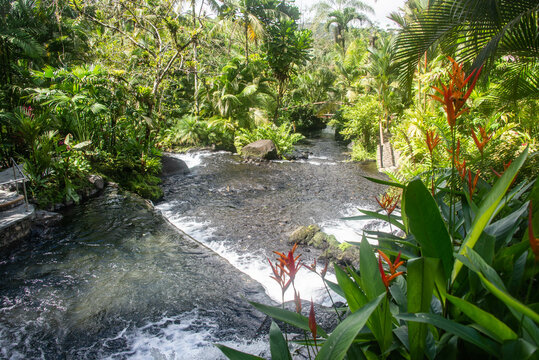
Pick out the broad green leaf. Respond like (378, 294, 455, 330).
(460, 248, 539, 324)
(452, 146, 529, 282)
(334, 265, 367, 312)
(501, 339, 537, 360)
(315, 293, 385, 360)
(215, 344, 264, 360)
(269, 322, 292, 360)
(343, 209, 405, 231)
(396, 313, 501, 356)
(249, 302, 328, 338)
(446, 294, 518, 342)
(404, 179, 454, 280)
(359, 237, 385, 299)
(407, 257, 438, 360)
(362, 175, 405, 189)
(358, 238, 393, 353)
(325, 279, 345, 299)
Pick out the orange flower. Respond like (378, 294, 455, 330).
(426, 129, 441, 155)
(378, 250, 405, 290)
(431, 58, 482, 128)
(467, 169, 480, 198)
(376, 193, 400, 216)
(529, 202, 539, 262)
(268, 257, 291, 294)
(273, 243, 303, 285)
(457, 159, 467, 180)
(471, 126, 493, 156)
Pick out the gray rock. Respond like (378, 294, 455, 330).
(34, 210, 63, 226)
(241, 139, 278, 160)
(88, 174, 105, 190)
(161, 154, 190, 176)
(288, 225, 320, 245)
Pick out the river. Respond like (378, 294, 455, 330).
(0, 129, 387, 359)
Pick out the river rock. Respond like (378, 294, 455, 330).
(88, 174, 105, 190)
(241, 139, 278, 160)
(288, 224, 320, 245)
(161, 155, 190, 176)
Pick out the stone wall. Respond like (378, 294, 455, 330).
(0, 205, 35, 249)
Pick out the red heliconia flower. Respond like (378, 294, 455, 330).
(376, 193, 400, 216)
(456, 159, 467, 180)
(268, 257, 291, 294)
(273, 243, 303, 286)
(471, 126, 493, 156)
(492, 160, 512, 178)
(467, 169, 480, 198)
(492, 160, 518, 187)
(309, 298, 317, 344)
(305, 259, 329, 279)
(529, 202, 539, 262)
(378, 250, 405, 290)
(447, 139, 461, 162)
(294, 290, 302, 314)
(431, 57, 483, 128)
(426, 129, 441, 155)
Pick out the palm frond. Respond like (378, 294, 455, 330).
(394, 0, 539, 93)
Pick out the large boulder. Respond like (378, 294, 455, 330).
(161, 154, 190, 176)
(241, 139, 278, 160)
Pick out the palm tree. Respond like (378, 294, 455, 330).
(364, 36, 400, 146)
(313, 0, 373, 53)
(325, 7, 370, 53)
(393, 0, 539, 99)
(218, 0, 267, 63)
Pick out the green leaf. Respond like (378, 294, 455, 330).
(362, 175, 405, 189)
(446, 294, 518, 342)
(407, 257, 438, 360)
(325, 279, 346, 299)
(270, 322, 292, 360)
(215, 344, 264, 360)
(359, 237, 386, 299)
(501, 339, 537, 360)
(404, 179, 454, 280)
(249, 302, 328, 338)
(452, 146, 529, 282)
(396, 313, 501, 356)
(334, 265, 367, 312)
(462, 250, 539, 324)
(315, 293, 385, 360)
(343, 209, 405, 231)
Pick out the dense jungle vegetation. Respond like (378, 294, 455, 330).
(1, 0, 537, 204)
(1, 0, 539, 358)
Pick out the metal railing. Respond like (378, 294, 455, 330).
(0, 158, 29, 212)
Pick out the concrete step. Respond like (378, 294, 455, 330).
(0, 190, 25, 212)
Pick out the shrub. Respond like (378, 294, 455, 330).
(234, 123, 304, 157)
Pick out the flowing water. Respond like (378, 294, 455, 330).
(0, 129, 387, 359)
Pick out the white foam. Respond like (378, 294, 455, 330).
(169, 151, 215, 168)
(104, 310, 269, 360)
(154, 209, 341, 306)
